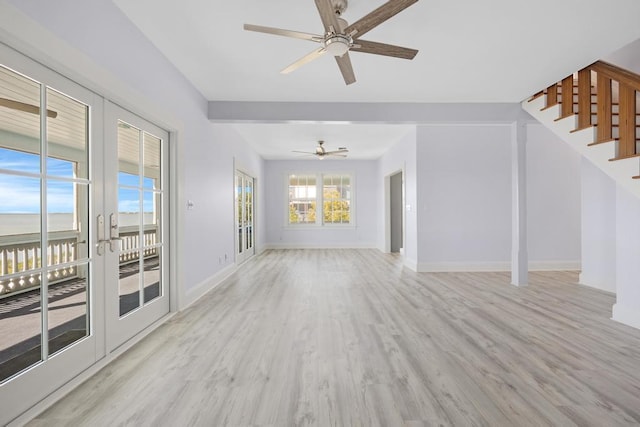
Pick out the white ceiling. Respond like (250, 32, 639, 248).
(231, 123, 414, 159)
(112, 0, 640, 159)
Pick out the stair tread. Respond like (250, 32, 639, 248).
(609, 153, 640, 161)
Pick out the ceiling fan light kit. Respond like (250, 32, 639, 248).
(244, 0, 419, 85)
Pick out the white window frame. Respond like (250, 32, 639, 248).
(285, 172, 355, 228)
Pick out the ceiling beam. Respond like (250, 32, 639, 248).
(208, 101, 528, 124)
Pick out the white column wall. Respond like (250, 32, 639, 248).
(580, 159, 617, 293)
(612, 186, 640, 329)
(526, 124, 582, 269)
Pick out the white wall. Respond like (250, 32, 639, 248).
(1, 1, 264, 302)
(612, 186, 640, 328)
(415, 125, 512, 271)
(526, 124, 582, 269)
(378, 129, 418, 269)
(264, 159, 378, 248)
(580, 159, 617, 292)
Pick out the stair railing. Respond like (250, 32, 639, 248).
(532, 60, 640, 179)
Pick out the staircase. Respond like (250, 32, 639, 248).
(522, 61, 640, 198)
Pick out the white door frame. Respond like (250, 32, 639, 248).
(384, 168, 406, 254)
(103, 101, 170, 353)
(235, 170, 256, 265)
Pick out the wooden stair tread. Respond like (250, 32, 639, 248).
(609, 153, 640, 161)
(588, 138, 615, 147)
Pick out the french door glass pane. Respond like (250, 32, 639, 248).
(0, 173, 42, 382)
(245, 179, 253, 250)
(143, 247, 160, 304)
(0, 66, 43, 382)
(143, 190, 160, 304)
(47, 262, 88, 357)
(143, 132, 160, 189)
(46, 88, 88, 179)
(236, 175, 243, 253)
(118, 187, 141, 317)
(117, 121, 164, 315)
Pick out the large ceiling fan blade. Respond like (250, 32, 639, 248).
(0, 97, 58, 118)
(244, 24, 323, 42)
(351, 39, 418, 60)
(314, 0, 342, 34)
(292, 150, 316, 154)
(325, 149, 349, 155)
(281, 47, 327, 74)
(335, 53, 356, 85)
(344, 0, 418, 39)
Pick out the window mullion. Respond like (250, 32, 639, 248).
(317, 173, 323, 226)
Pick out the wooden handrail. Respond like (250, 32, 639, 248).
(589, 60, 640, 92)
(532, 59, 639, 179)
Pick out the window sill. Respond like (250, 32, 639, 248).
(284, 224, 356, 230)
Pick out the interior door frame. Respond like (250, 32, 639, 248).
(235, 169, 256, 265)
(384, 168, 406, 254)
(103, 101, 170, 353)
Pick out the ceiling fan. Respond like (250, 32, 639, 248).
(293, 140, 348, 159)
(244, 0, 419, 85)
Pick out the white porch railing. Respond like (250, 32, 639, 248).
(0, 230, 81, 297)
(0, 226, 159, 298)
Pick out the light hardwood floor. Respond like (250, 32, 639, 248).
(29, 249, 640, 426)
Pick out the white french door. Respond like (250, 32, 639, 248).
(235, 171, 255, 264)
(104, 102, 169, 352)
(0, 44, 103, 425)
(0, 45, 171, 424)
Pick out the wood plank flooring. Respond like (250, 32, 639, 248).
(29, 249, 640, 426)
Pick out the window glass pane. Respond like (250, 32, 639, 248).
(143, 132, 161, 190)
(288, 174, 316, 224)
(0, 288, 42, 383)
(323, 174, 351, 224)
(143, 247, 160, 305)
(236, 175, 243, 253)
(48, 262, 89, 357)
(0, 173, 42, 382)
(0, 65, 41, 165)
(119, 187, 141, 316)
(46, 88, 88, 179)
(119, 250, 141, 317)
(118, 121, 140, 186)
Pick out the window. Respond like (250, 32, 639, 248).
(288, 173, 352, 225)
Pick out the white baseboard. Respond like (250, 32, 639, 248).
(262, 243, 377, 250)
(417, 262, 511, 272)
(181, 263, 238, 310)
(404, 258, 418, 272)
(612, 303, 640, 331)
(415, 260, 580, 273)
(529, 261, 581, 271)
(578, 273, 616, 294)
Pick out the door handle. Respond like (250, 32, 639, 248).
(109, 213, 121, 252)
(96, 214, 109, 256)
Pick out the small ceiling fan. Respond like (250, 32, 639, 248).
(293, 140, 348, 159)
(244, 0, 419, 85)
